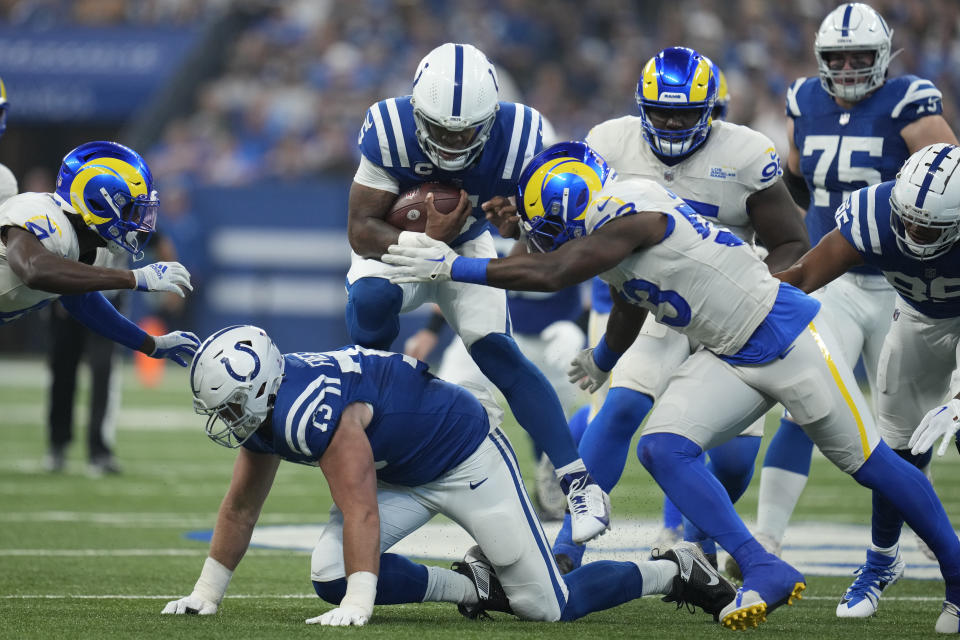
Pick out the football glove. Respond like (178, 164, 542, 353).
(161, 593, 218, 615)
(150, 331, 201, 367)
(541, 320, 585, 370)
(568, 347, 610, 394)
(132, 261, 193, 297)
(305, 604, 370, 627)
(909, 398, 960, 457)
(382, 232, 457, 283)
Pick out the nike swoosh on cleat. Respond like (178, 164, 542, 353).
(469, 478, 488, 490)
(693, 555, 720, 585)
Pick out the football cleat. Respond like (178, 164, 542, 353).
(560, 470, 611, 543)
(451, 546, 513, 620)
(720, 553, 805, 630)
(936, 601, 960, 633)
(658, 541, 737, 621)
(836, 548, 905, 618)
(724, 532, 781, 582)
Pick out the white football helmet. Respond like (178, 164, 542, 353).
(814, 3, 893, 102)
(411, 43, 500, 171)
(190, 325, 285, 448)
(890, 143, 960, 260)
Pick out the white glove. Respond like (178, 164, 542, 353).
(132, 261, 193, 297)
(305, 604, 370, 626)
(909, 398, 960, 456)
(541, 320, 586, 370)
(381, 232, 458, 283)
(161, 593, 218, 615)
(568, 347, 610, 393)
(150, 331, 201, 367)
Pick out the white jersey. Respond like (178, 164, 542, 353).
(0, 192, 79, 323)
(584, 177, 779, 356)
(586, 118, 782, 246)
(0, 162, 17, 206)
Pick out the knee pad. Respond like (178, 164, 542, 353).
(893, 446, 933, 469)
(637, 432, 702, 474)
(345, 278, 402, 350)
(312, 578, 347, 605)
(598, 387, 654, 440)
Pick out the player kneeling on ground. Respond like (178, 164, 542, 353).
(163, 325, 735, 625)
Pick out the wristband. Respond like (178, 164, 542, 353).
(340, 571, 378, 614)
(592, 334, 623, 372)
(193, 556, 233, 605)
(450, 257, 490, 285)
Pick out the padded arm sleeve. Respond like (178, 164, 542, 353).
(60, 291, 147, 351)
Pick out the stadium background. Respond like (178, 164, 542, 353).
(1, 2, 959, 638)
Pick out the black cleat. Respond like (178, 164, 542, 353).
(451, 546, 513, 620)
(660, 541, 737, 621)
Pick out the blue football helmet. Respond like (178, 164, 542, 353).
(54, 141, 159, 258)
(517, 141, 616, 253)
(709, 60, 730, 121)
(636, 47, 718, 158)
(0, 77, 8, 139)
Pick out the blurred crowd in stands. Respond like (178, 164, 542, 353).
(3, 0, 960, 188)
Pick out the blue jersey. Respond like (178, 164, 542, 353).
(590, 277, 613, 314)
(358, 97, 543, 246)
(242, 346, 490, 485)
(787, 75, 943, 273)
(836, 181, 960, 319)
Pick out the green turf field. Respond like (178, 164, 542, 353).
(1, 357, 957, 639)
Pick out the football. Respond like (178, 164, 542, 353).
(385, 182, 462, 232)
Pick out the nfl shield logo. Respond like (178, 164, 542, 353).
(839, 113, 850, 126)
(925, 267, 937, 279)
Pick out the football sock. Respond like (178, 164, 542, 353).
(662, 495, 683, 530)
(863, 446, 933, 549)
(638, 433, 754, 559)
(756, 417, 814, 542)
(560, 560, 646, 621)
(567, 405, 591, 445)
(552, 512, 586, 566)
(470, 333, 579, 467)
(312, 553, 428, 605)
(344, 277, 403, 350)
(423, 565, 478, 604)
(852, 441, 960, 597)
(578, 387, 654, 492)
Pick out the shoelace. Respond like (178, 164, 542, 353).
(845, 560, 898, 601)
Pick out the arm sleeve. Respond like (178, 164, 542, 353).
(353, 155, 400, 194)
(59, 291, 147, 351)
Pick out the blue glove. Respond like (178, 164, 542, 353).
(150, 331, 201, 367)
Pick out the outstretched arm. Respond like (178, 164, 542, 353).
(162, 448, 281, 615)
(773, 229, 864, 293)
(311, 401, 380, 627)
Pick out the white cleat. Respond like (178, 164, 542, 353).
(836, 548, 905, 618)
(560, 470, 610, 543)
(936, 601, 960, 633)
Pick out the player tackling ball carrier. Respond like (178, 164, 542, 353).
(382, 141, 960, 632)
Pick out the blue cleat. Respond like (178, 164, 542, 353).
(719, 553, 806, 630)
(836, 548, 905, 618)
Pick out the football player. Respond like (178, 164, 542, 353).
(163, 325, 735, 625)
(0, 76, 17, 206)
(383, 141, 960, 632)
(546, 48, 809, 572)
(773, 143, 960, 630)
(0, 141, 199, 365)
(753, 2, 960, 578)
(346, 42, 609, 542)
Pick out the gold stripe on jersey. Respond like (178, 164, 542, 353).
(808, 321, 871, 460)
